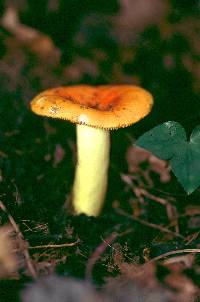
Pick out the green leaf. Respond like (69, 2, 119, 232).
(135, 122, 200, 194)
(136, 121, 187, 160)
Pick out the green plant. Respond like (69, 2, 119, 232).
(136, 121, 200, 194)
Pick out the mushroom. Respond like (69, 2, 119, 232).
(30, 85, 153, 216)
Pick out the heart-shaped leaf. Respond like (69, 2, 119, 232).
(136, 121, 200, 194)
(136, 121, 187, 160)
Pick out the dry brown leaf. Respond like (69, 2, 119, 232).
(0, 224, 18, 278)
(126, 146, 171, 184)
(1, 6, 60, 60)
(113, 0, 168, 43)
(165, 272, 199, 302)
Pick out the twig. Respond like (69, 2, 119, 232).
(29, 239, 79, 249)
(85, 228, 134, 280)
(115, 208, 184, 239)
(147, 248, 200, 264)
(0, 201, 37, 279)
(85, 231, 117, 280)
(134, 187, 171, 206)
(122, 176, 180, 234)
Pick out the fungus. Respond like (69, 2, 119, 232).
(30, 85, 153, 216)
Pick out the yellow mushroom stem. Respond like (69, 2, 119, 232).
(72, 124, 110, 216)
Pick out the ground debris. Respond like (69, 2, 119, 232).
(21, 275, 106, 302)
(1, 6, 60, 61)
(105, 259, 199, 302)
(21, 268, 200, 302)
(126, 146, 171, 185)
(0, 224, 18, 278)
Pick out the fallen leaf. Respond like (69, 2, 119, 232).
(126, 146, 171, 184)
(0, 224, 18, 278)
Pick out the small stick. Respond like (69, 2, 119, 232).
(29, 239, 79, 249)
(85, 231, 117, 280)
(0, 201, 37, 279)
(147, 248, 200, 264)
(115, 208, 184, 239)
(85, 228, 134, 280)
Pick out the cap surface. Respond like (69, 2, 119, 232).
(30, 85, 153, 129)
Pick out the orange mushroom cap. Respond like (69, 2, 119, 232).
(30, 85, 153, 129)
